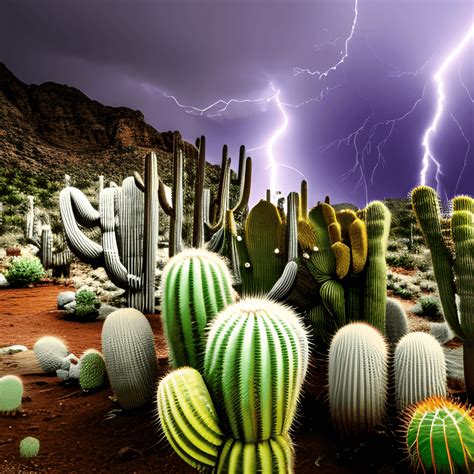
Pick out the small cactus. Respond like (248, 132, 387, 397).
(394, 332, 447, 412)
(405, 397, 474, 473)
(161, 248, 234, 371)
(19, 437, 40, 458)
(328, 323, 388, 434)
(430, 321, 455, 345)
(0, 375, 23, 414)
(33, 336, 69, 373)
(79, 349, 106, 391)
(102, 308, 157, 409)
(385, 297, 408, 345)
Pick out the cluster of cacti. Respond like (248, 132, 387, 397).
(157, 298, 309, 472)
(404, 397, 474, 473)
(19, 437, 40, 458)
(101, 308, 157, 409)
(79, 349, 106, 391)
(304, 200, 391, 340)
(411, 186, 474, 398)
(0, 375, 23, 414)
(328, 323, 448, 434)
(33, 336, 69, 373)
(60, 152, 159, 312)
(160, 248, 234, 371)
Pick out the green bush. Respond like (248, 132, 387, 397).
(5, 257, 45, 287)
(386, 252, 417, 270)
(75, 290, 101, 320)
(412, 296, 442, 318)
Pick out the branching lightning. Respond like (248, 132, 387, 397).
(420, 23, 474, 188)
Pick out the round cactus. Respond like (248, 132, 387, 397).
(0, 375, 23, 414)
(394, 332, 447, 412)
(161, 248, 234, 371)
(204, 298, 309, 442)
(19, 437, 40, 458)
(328, 323, 388, 434)
(79, 349, 106, 391)
(385, 297, 408, 345)
(405, 397, 474, 473)
(157, 367, 224, 471)
(102, 308, 157, 409)
(33, 336, 69, 373)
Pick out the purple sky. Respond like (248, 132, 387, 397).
(1, 0, 473, 206)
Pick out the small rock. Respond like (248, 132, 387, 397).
(57, 291, 76, 308)
(0, 273, 9, 288)
(64, 300, 77, 314)
(116, 447, 141, 461)
(97, 304, 118, 320)
(0, 344, 28, 355)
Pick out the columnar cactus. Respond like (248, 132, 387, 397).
(19, 437, 40, 458)
(405, 397, 474, 473)
(33, 336, 69, 373)
(161, 248, 234, 371)
(60, 152, 159, 312)
(102, 308, 157, 409)
(0, 375, 23, 414)
(328, 323, 388, 434)
(158, 298, 309, 472)
(79, 349, 106, 391)
(411, 186, 474, 398)
(394, 332, 447, 411)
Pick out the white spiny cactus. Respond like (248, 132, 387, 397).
(33, 336, 69, 373)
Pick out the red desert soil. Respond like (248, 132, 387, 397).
(0, 284, 409, 473)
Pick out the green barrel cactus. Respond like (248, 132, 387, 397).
(102, 308, 157, 409)
(33, 336, 69, 373)
(328, 323, 388, 434)
(157, 367, 224, 471)
(158, 298, 309, 472)
(411, 186, 474, 398)
(0, 375, 23, 414)
(161, 248, 234, 371)
(79, 349, 106, 391)
(405, 397, 474, 473)
(394, 332, 447, 412)
(19, 437, 40, 458)
(385, 297, 408, 345)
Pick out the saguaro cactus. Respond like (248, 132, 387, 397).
(60, 152, 159, 312)
(411, 186, 474, 399)
(158, 298, 309, 472)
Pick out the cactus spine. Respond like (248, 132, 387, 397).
(405, 397, 474, 474)
(101, 308, 157, 409)
(411, 186, 474, 398)
(161, 248, 234, 371)
(394, 332, 447, 412)
(0, 375, 23, 414)
(328, 323, 388, 433)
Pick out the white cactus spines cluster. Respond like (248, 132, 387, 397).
(102, 308, 158, 409)
(328, 323, 388, 434)
(0, 375, 23, 414)
(33, 336, 69, 373)
(394, 332, 447, 412)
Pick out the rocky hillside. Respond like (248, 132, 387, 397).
(0, 63, 210, 184)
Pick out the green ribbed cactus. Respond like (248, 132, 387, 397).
(411, 186, 474, 398)
(19, 437, 40, 458)
(161, 248, 234, 371)
(394, 332, 447, 412)
(385, 297, 408, 345)
(158, 298, 309, 472)
(33, 336, 69, 373)
(328, 323, 388, 434)
(405, 397, 474, 473)
(0, 375, 23, 414)
(305, 200, 390, 342)
(102, 308, 157, 409)
(79, 349, 106, 391)
(60, 152, 159, 312)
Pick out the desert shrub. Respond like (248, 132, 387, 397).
(5, 257, 45, 287)
(386, 252, 417, 270)
(75, 290, 101, 320)
(393, 285, 416, 300)
(412, 296, 442, 318)
(419, 280, 437, 292)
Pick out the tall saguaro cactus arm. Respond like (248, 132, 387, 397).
(59, 187, 104, 266)
(411, 186, 463, 337)
(193, 136, 206, 248)
(230, 146, 252, 213)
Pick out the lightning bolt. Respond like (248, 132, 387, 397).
(420, 23, 474, 188)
